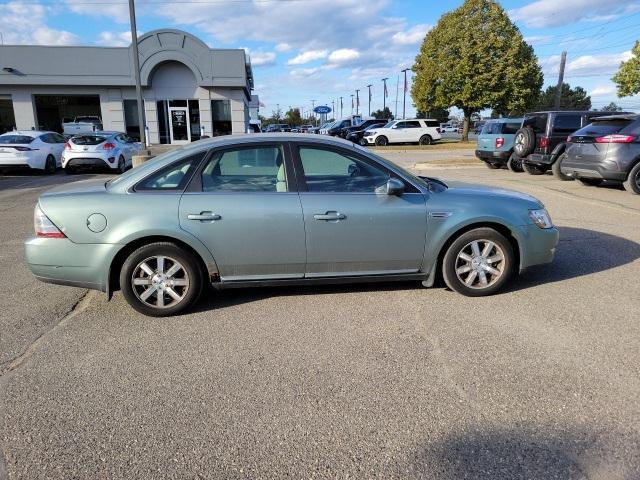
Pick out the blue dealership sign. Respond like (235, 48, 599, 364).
(313, 105, 332, 114)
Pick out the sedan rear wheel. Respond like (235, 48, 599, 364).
(120, 242, 203, 316)
(44, 155, 56, 175)
(442, 228, 515, 297)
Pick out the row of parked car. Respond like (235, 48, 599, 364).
(476, 110, 640, 195)
(0, 130, 140, 174)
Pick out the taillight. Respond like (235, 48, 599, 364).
(64, 142, 72, 150)
(102, 142, 116, 150)
(538, 136, 549, 148)
(34, 204, 66, 239)
(567, 136, 573, 143)
(595, 134, 636, 144)
(495, 137, 504, 149)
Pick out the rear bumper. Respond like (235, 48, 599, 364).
(516, 225, 559, 271)
(62, 153, 115, 170)
(524, 153, 554, 165)
(25, 237, 122, 292)
(475, 149, 511, 162)
(560, 159, 628, 181)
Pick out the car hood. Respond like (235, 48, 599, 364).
(40, 178, 107, 197)
(442, 180, 542, 208)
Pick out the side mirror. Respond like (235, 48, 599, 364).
(385, 177, 405, 196)
(391, 124, 398, 129)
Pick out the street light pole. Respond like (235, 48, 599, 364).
(339, 97, 343, 119)
(382, 77, 388, 115)
(366, 84, 372, 117)
(401, 68, 410, 119)
(355, 89, 360, 116)
(128, 0, 146, 147)
(350, 94, 354, 115)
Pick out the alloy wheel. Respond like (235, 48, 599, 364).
(131, 255, 190, 309)
(455, 239, 505, 289)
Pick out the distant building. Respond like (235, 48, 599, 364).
(0, 29, 255, 144)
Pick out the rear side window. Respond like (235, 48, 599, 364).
(0, 135, 34, 144)
(552, 114, 582, 134)
(481, 123, 500, 134)
(572, 119, 635, 137)
(135, 151, 205, 191)
(425, 120, 439, 127)
(523, 114, 548, 133)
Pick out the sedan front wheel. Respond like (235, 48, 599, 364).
(442, 228, 515, 296)
(120, 242, 203, 316)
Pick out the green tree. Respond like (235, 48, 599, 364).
(416, 107, 450, 123)
(285, 108, 302, 126)
(371, 107, 394, 120)
(412, 0, 542, 141)
(600, 102, 623, 112)
(535, 83, 591, 110)
(613, 40, 640, 97)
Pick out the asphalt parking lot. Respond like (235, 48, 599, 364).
(1, 160, 639, 479)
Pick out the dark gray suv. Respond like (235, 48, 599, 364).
(558, 114, 640, 194)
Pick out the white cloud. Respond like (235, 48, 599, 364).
(391, 24, 431, 46)
(243, 48, 277, 66)
(275, 43, 292, 52)
(0, 2, 79, 45)
(96, 31, 132, 47)
(523, 35, 552, 45)
(590, 85, 617, 96)
(541, 50, 632, 77)
(290, 67, 319, 77)
(327, 48, 361, 65)
(509, 0, 640, 28)
(64, 0, 129, 23)
(287, 50, 329, 65)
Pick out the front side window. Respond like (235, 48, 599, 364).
(201, 146, 287, 193)
(135, 151, 205, 191)
(299, 147, 389, 193)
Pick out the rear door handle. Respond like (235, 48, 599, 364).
(187, 212, 221, 221)
(313, 212, 346, 221)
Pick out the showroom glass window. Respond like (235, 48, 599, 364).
(200, 146, 287, 192)
(211, 100, 232, 136)
(298, 147, 389, 193)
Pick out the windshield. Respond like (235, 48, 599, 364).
(573, 119, 634, 137)
(71, 135, 108, 145)
(0, 135, 34, 144)
(382, 121, 395, 128)
(365, 124, 384, 131)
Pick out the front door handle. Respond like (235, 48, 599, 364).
(187, 212, 221, 221)
(313, 212, 346, 221)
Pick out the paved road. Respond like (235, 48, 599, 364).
(1, 164, 639, 479)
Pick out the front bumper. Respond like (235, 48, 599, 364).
(475, 149, 511, 162)
(516, 224, 559, 271)
(25, 237, 122, 292)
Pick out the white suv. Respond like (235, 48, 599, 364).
(362, 119, 441, 146)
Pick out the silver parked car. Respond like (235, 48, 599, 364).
(26, 134, 558, 316)
(62, 132, 141, 174)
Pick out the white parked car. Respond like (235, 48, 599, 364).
(62, 116, 103, 135)
(362, 119, 442, 146)
(62, 132, 140, 174)
(0, 131, 65, 174)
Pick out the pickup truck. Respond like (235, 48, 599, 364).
(62, 116, 103, 135)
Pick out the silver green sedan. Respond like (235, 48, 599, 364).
(26, 134, 559, 316)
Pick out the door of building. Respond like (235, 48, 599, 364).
(168, 107, 190, 144)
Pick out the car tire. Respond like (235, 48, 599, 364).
(551, 153, 573, 181)
(507, 153, 524, 172)
(43, 155, 56, 175)
(523, 162, 548, 175)
(117, 156, 126, 174)
(513, 128, 535, 157)
(120, 242, 204, 317)
(419, 134, 432, 146)
(577, 178, 603, 187)
(442, 228, 515, 297)
(375, 136, 389, 146)
(485, 162, 501, 170)
(622, 161, 640, 194)
(359, 138, 368, 146)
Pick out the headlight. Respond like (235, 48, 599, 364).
(366, 131, 376, 136)
(529, 209, 553, 229)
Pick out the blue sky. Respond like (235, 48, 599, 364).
(1, 0, 639, 118)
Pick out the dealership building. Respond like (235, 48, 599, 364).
(0, 29, 255, 144)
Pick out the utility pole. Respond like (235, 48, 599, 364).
(401, 68, 410, 119)
(366, 84, 372, 117)
(128, 0, 146, 147)
(355, 89, 360, 116)
(554, 51, 567, 110)
(339, 96, 343, 119)
(382, 77, 388, 115)
(350, 94, 354, 115)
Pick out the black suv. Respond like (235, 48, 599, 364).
(340, 119, 388, 140)
(510, 111, 631, 175)
(557, 114, 640, 194)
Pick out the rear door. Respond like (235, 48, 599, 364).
(293, 143, 427, 276)
(179, 142, 306, 281)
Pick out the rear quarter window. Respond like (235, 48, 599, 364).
(502, 123, 521, 134)
(552, 114, 582, 135)
(523, 114, 548, 134)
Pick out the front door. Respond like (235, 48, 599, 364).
(169, 107, 190, 144)
(293, 144, 427, 277)
(179, 143, 306, 281)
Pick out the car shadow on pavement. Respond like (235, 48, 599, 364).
(509, 226, 640, 291)
(411, 427, 611, 479)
